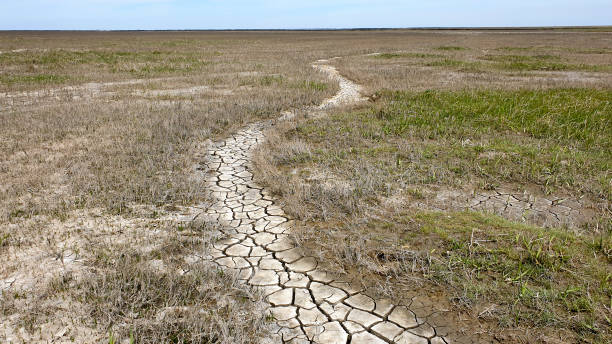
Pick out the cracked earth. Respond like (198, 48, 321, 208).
(424, 188, 597, 229)
(197, 60, 449, 344)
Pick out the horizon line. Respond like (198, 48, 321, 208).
(1, 25, 611, 32)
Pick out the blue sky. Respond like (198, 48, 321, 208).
(1, 1, 610, 30)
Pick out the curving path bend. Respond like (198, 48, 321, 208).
(199, 59, 449, 344)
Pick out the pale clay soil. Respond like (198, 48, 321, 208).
(1, 56, 601, 343)
(427, 187, 597, 229)
(1, 206, 203, 343)
(0, 72, 265, 112)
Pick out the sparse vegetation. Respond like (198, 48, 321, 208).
(373, 52, 443, 59)
(0, 73, 70, 85)
(253, 29, 612, 343)
(1, 217, 270, 343)
(435, 46, 468, 51)
(277, 206, 611, 338)
(2, 29, 612, 343)
(76, 245, 267, 343)
(481, 54, 612, 72)
(0, 31, 337, 342)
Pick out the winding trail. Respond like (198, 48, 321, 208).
(200, 60, 449, 344)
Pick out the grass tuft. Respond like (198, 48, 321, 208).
(373, 52, 443, 59)
(435, 46, 468, 51)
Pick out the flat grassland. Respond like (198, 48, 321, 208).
(1, 30, 611, 343)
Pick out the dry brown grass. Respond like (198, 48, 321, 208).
(1, 31, 342, 342)
(331, 31, 612, 92)
(1, 210, 272, 343)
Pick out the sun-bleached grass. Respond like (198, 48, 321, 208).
(1, 213, 271, 343)
(1, 31, 340, 342)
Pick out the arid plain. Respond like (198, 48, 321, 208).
(1, 30, 611, 343)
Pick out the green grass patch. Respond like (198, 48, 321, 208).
(481, 54, 611, 72)
(398, 210, 611, 339)
(297, 88, 611, 198)
(435, 46, 468, 51)
(0, 74, 70, 85)
(377, 88, 611, 196)
(374, 52, 444, 59)
(258, 75, 284, 86)
(500, 61, 606, 72)
(483, 54, 562, 63)
(377, 88, 611, 146)
(0, 49, 215, 80)
(0, 50, 162, 65)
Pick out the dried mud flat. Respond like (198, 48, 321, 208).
(197, 61, 452, 344)
(420, 187, 599, 229)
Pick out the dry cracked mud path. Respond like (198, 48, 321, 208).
(198, 60, 450, 344)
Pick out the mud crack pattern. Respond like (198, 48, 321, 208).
(200, 62, 449, 344)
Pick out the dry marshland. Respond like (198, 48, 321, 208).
(0, 30, 611, 343)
